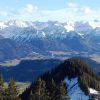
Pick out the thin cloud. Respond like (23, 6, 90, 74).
(83, 7, 92, 14)
(67, 2, 77, 8)
(0, 3, 100, 22)
(17, 4, 40, 15)
(0, 11, 8, 16)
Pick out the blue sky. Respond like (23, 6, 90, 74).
(0, 0, 100, 22)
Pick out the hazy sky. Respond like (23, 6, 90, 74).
(0, 0, 100, 22)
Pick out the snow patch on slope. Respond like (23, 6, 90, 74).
(64, 24, 74, 32)
(89, 21, 100, 29)
(88, 88, 99, 95)
(64, 21, 74, 32)
(64, 78, 89, 100)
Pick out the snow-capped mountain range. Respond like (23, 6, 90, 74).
(0, 20, 100, 41)
(0, 20, 100, 62)
(0, 20, 100, 37)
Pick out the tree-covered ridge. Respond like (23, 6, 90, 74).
(21, 58, 100, 100)
(29, 78, 70, 100)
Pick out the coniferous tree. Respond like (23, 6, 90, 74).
(30, 78, 49, 100)
(29, 90, 33, 100)
(49, 79, 57, 100)
(56, 81, 70, 100)
(6, 78, 19, 100)
(0, 73, 4, 100)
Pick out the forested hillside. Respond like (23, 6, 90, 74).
(21, 58, 100, 100)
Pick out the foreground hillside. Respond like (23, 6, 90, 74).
(21, 58, 100, 100)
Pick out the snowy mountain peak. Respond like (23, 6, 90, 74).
(0, 20, 100, 30)
(6, 20, 31, 27)
(0, 21, 8, 30)
(89, 20, 100, 29)
(64, 23, 74, 32)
